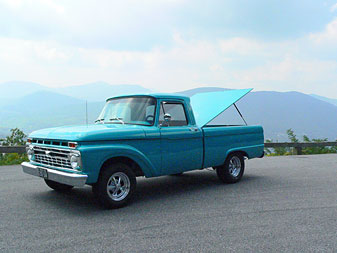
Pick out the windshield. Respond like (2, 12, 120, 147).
(96, 97, 157, 126)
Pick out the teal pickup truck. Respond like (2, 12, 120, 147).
(22, 89, 264, 208)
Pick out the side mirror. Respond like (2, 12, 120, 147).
(163, 113, 171, 125)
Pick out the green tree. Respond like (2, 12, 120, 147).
(287, 129, 299, 143)
(266, 129, 337, 156)
(286, 128, 299, 154)
(0, 128, 28, 165)
(331, 140, 337, 153)
(2, 128, 26, 146)
(302, 135, 332, 154)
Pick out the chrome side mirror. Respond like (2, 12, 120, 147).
(164, 113, 171, 123)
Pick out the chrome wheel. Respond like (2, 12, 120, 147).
(215, 153, 245, 184)
(106, 172, 130, 201)
(228, 156, 241, 177)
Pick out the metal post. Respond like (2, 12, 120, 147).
(294, 147, 302, 155)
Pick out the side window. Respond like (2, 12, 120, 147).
(145, 105, 155, 123)
(159, 102, 188, 126)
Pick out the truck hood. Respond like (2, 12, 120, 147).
(190, 88, 252, 127)
(29, 124, 146, 142)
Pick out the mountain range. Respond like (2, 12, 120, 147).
(309, 94, 337, 107)
(0, 81, 336, 141)
(0, 81, 151, 102)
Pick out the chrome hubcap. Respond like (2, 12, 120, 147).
(229, 156, 241, 177)
(107, 172, 130, 201)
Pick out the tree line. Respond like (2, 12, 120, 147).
(265, 129, 337, 155)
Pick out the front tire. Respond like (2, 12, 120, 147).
(44, 179, 74, 192)
(94, 163, 136, 209)
(215, 153, 245, 184)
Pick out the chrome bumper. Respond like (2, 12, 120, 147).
(21, 162, 87, 187)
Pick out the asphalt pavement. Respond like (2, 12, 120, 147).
(0, 154, 336, 252)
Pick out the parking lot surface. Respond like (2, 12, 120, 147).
(0, 154, 336, 252)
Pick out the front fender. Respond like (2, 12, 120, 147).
(79, 144, 158, 184)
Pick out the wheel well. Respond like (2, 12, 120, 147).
(227, 151, 249, 159)
(101, 156, 144, 177)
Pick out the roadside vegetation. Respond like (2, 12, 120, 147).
(265, 129, 337, 156)
(0, 128, 28, 165)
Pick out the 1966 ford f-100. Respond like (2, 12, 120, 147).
(22, 89, 264, 208)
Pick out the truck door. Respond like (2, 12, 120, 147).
(159, 100, 203, 175)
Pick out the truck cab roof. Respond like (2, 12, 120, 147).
(106, 93, 190, 102)
(107, 89, 253, 127)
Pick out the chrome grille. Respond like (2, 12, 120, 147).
(33, 146, 72, 169)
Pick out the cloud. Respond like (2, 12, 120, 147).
(330, 3, 337, 12)
(0, 1, 337, 97)
(0, 38, 71, 63)
(310, 17, 337, 44)
(238, 56, 337, 88)
(219, 38, 264, 55)
(1, 29, 337, 96)
(0, 0, 333, 51)
(0, 0, 185, 50)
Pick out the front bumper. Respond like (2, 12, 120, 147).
(21, 162, 88, 187)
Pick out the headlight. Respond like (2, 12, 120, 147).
(70, 154, 80, 169)
(27, 147, 34, 161)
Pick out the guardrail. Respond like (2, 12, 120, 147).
(264, 142, 337, 155)
(0, 146, 26, 154)
(1, 142, 337, 155)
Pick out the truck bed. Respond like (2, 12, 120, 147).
(202, 125, 264, 168)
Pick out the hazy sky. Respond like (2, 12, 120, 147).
(0, 0, 337, 96)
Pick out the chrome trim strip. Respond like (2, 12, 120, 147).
(34, 149, 69, 155)
(21, 162, 87, 187)
(32, 145, 75, 152)
(30, 162, 78, 172)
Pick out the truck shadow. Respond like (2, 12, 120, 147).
(133, 170, 261, 203)
(31, 170, 264, 214)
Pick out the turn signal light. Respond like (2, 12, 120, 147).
(68, 142, 78, 148)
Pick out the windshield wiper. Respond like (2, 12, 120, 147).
(95, 118, 105, 123)
(109, 117, 125, 124)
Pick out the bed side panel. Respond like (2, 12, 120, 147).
(203, 125, 264, 168)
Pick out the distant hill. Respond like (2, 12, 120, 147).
(55, 81, 152, 101)
(0, 81, 48, 99)
(1, 82, 337, 141)
(177, 87, 230, 97)
(2, 91, 84, 113)
(180, 88, 337, 141)
(0, 91, 105, 136)
(0, 81, 151, 102)
(238, 91, 337, 141)
(0, 81, 152, 137)
(310, 94, 337, 107)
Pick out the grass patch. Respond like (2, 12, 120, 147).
(0, 153, 28, 166)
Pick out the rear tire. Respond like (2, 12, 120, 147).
(215, 153, 245, 184)
(44, 179, 74, 192)
(94, 163, 136, 209)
